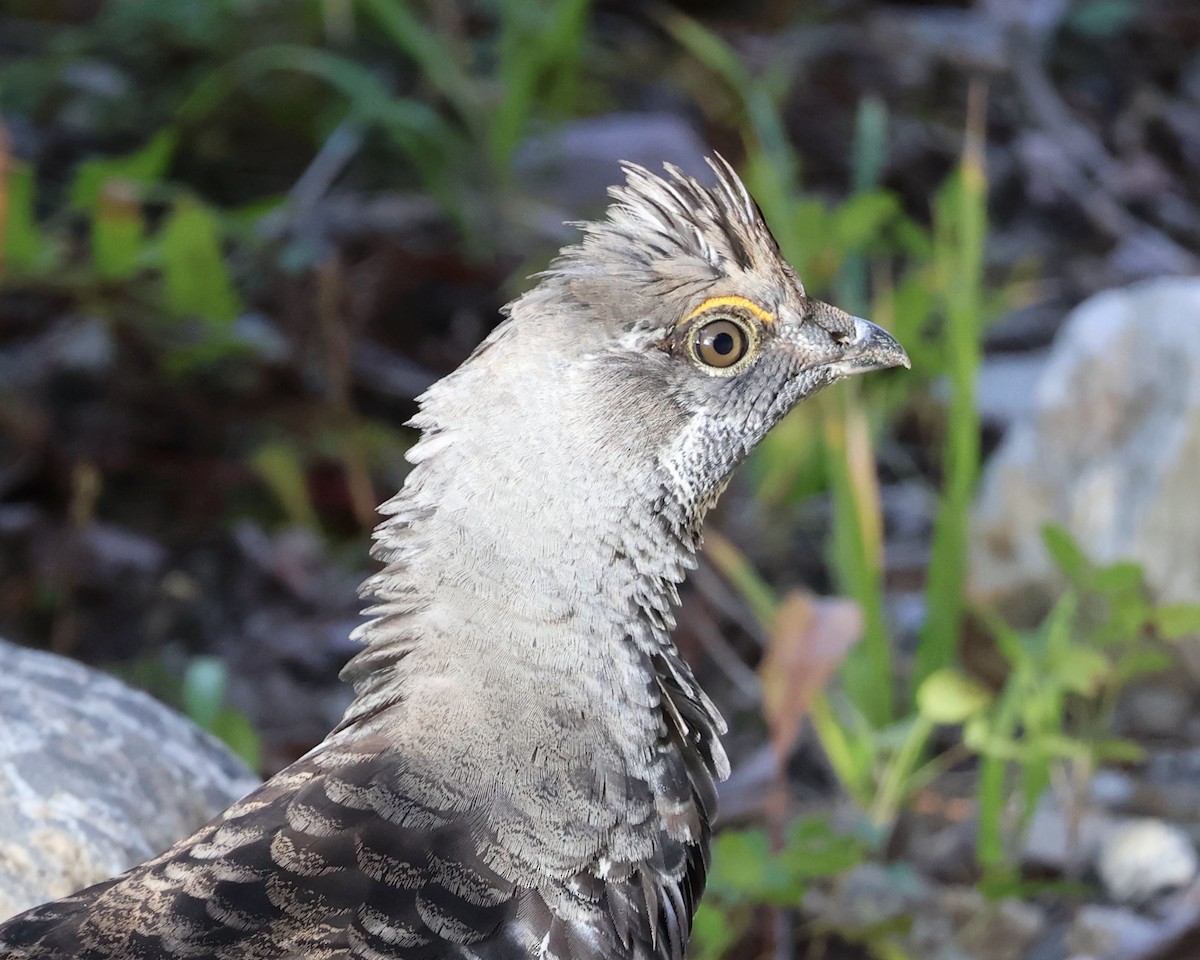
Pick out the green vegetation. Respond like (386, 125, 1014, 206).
(115, 651, 262, 770)
(666, 10, 983, 822)
(663, 11, 1200, 953)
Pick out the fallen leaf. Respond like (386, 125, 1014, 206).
(760, 590, 864, 764)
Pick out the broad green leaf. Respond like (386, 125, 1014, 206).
(161, 197, 239, 324)
(93, 181, 144, 279)
(887, 272, 934, 364)
(211, 708, 262, 771)
(1155, 603, 1200, 639)
(1113, 647, 1172, 682)
(1041, 524, 1088, 580)
(1088, 560, 1144, 595)
(3, 162, 52, 274)
(963, 716, 1021, 759)
(182, 655, 228, 733)
(705, 829, 792, 903)
(782, 814, 867, 880)
(1047, 645, 1110, 696)
(832, 190, 901, 253)
(69, 129, 177, 213)
(916, 668, 993, 724)
(790, 197, 837, 283)
(1022, 732, 1092, 762)
(688, 903, 742, 960)
(706, 819, 863, 907)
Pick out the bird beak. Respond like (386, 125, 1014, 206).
(833, 316, 911, 375)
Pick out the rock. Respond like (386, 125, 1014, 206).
(1064, 904, 1162, 957)
(805, 865, 1045, 960)
(805, 862, 927, 930)
(1022, 790, 1117, 875)
(0, 639, 259, 920)
(969, 277, 1200, 627)
(940, 887, 1046, 960)
(1096, 819, 1198, 903)
(1119, 682, 1194, 740)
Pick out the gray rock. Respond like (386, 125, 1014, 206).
(940, 887, 1046, 960)
(969, 277, 1200, 626)
(0, 639, 259, 920)
(1022, 791, 1117, 875)
(1096, 819, 1198, 903)
(1119, 683, 1194, 740)
(1064, 904, 1162, 957)
(805, 865, 1045, 960)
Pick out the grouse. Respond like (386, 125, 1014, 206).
(0, 156, 908, 960)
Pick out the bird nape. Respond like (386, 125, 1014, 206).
(0, 157, 908, 960)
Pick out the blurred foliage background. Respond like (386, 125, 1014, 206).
(3, 1, 1200, 957)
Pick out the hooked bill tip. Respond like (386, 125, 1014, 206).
(848, 316, 911, 372)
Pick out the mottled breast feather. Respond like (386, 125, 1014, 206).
(0, 701, 717, 959)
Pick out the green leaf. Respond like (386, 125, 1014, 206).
(234, 44, 469, 236)
(250, 440, 319, 529)
(1022, 732, 1092, 762)
(356, 0, 478, 125)
(1112, 647, 1172, 682)
(3, 161, 53, 274)
(781, 815, 867, 880)
(182, 655, 228, 733)
(69, 129, 178, 214)
(160, 197, 240, 325)
(1088, 561, 1144, 595)
(1042, 524, 1088, 580)
(211, 708, 262, 772)
(1041, 590, 1079, 655)
(1047, 645, 1110, 696)
(963, 715, 1020, 758)
(1091, 737, 1144, 763)
(789, 197, 837, 283)
(706, 819, 864, 907)
(984, 611, 1030, 668)
(1155, 604, 1200, 639)
(689, 903, 743, 960)
(881, 273, 936, 377)
(832, 190, 901, 254)
(705, 829, 791, 903)
(916, 668, 993, 724)
(92, 182, 145, 280)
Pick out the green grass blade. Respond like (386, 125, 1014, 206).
(913, 89, 988, 691)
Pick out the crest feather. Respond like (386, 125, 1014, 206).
(559, 154, 780, 277)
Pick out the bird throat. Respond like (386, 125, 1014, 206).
(339, 363, 718, 748)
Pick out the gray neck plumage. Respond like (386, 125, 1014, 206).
(337, 297, 727, 777)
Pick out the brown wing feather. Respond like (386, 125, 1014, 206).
(0, 726, 713, 960)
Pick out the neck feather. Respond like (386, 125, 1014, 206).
(338, 318, 726, 779)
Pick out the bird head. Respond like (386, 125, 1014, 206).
(451, 156, 911, 522)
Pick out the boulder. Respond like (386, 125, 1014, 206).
(969, 277, 1200, 626)
(0, 639, 259, 920)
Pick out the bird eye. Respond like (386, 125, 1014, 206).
(693, 318, 750, 369)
